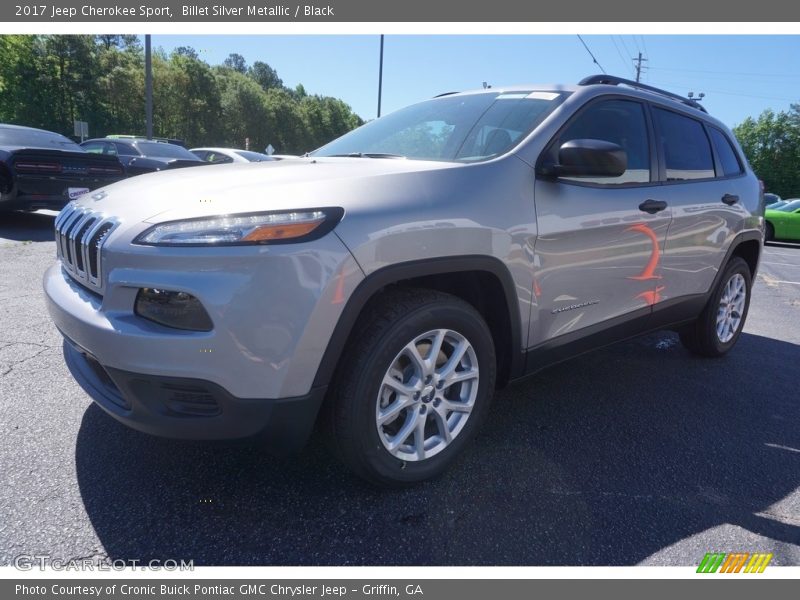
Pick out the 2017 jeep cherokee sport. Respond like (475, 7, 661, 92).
(44, 76, 764, 487)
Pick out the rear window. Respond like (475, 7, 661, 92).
(709, 127, 743, 177)
(653, 108, 715, 181)
(0, 127, 82, 151)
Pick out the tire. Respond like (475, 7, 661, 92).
(679, 257, 752, 357)
(765, 222, 775, 243)
(327, 288, 496, 488)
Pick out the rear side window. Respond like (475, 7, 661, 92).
(555, 99, 651, 185)
(653, 108, 715, 181)
(709, 127, 743, 176)
(82, 142, 104, 154)
(113, 142, 138, 156)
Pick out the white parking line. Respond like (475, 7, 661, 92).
(762, 279, 800, 286)
(761, 261, 800, 267)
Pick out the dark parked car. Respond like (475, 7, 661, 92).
(81, 137, 204, 177)
(0, 124, 124, 212)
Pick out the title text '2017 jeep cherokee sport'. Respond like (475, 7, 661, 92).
(45, 76, 764, 487)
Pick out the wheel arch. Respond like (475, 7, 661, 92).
(311, 256, 524, 390)
(722, 230, 762, 283)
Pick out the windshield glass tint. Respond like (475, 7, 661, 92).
(313, 91, 565, 162)
(235, 150, 273, 162)
(0, 127, 82, 151)
(136, 142, 198, 159)
(776, 199, 800, 212)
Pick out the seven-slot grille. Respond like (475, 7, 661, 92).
(54, 202, 117, 293)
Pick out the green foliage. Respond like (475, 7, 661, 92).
(249, 61, 282, 91)
(733, 107, 800, 197)
(0, 35, 363, 154)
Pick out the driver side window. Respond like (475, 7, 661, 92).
(555, 99, 651, 185)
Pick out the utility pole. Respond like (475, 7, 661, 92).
(634, 51, 648, 83)
(145, 34, 153, 140)
(377, 34, 384, 118)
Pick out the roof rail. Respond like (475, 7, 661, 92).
(434, 91, 460, 98)
(578, 74, 708, 113)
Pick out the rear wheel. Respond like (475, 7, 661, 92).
(679, 257, 752, 357)
(765, 222, 775, 242)
(327, 289, 496, 487)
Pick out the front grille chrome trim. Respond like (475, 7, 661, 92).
(54, 202, 118, 294)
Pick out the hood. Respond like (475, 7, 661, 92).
(72, 157, 462, 226)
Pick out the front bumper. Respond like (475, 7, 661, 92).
(63, 336, 326, 446)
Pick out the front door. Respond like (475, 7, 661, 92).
(530, 98, 671, 347)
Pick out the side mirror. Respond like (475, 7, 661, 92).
(537, 139, 627, 179)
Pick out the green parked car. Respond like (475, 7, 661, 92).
(765, 199, 800, 242)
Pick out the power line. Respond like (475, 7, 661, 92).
(631, 35, 642, 55)
(610, 36, 633, 76)
(639, 35, 649, 58)
(577, 35, 606, 74)
(618, 36, 634, 60)
(648, 80, 796, 102)
(648, 66, 800, 80)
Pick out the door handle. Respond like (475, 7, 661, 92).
(722, 193, 739, 206)
(639, 199, 668, 214)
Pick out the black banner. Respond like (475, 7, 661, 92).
(4, 0, 800, 22)
(5, 579, 798, 600)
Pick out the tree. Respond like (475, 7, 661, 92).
(173, 46, 199, 60)
(223, 52, 247, 73)
(249, 60, 282, 91)
(0, 35, 363, 150)
(734, 108, 800, 197)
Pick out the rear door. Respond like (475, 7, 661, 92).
(652, 107, 750, 303)
(530, 98, 672, 347)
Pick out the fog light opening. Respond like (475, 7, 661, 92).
(134, 288, 213, 332)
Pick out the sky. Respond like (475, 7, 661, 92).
(152, 35, 800, 128)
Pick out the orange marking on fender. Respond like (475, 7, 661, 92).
(533, 278, 542, 298)
(332, 270, 346, 304)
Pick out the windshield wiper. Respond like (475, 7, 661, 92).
(325, 152, 407, 159)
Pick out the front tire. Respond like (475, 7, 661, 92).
(765, 222, 775, 242)
(328, 289, 496, 488)
(679, 257, 752, 357)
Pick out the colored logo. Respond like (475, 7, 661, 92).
(697, 552, 773, 573)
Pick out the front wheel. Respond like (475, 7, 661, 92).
(765, 222, 775, 242)
(327, 289, 496, 487)
(679, 257, 752, 357)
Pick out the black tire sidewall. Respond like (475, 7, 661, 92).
(345, 300, 495, 486)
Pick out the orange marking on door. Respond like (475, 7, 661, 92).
(635, 285, 665, 306)
(626, 223, 662, 281)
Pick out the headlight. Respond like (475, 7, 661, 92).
(134, 207, 344, 246)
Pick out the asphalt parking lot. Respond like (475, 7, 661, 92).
(1, 210, 798, 567)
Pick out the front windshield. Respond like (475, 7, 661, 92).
(775, 199, 800, 212)
(312, 91, 566, 162)
(136, 141, 198, 159)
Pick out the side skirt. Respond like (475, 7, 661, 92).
(516, 293, 709, 380)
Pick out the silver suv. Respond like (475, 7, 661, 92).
(44, 76, 764, 487)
